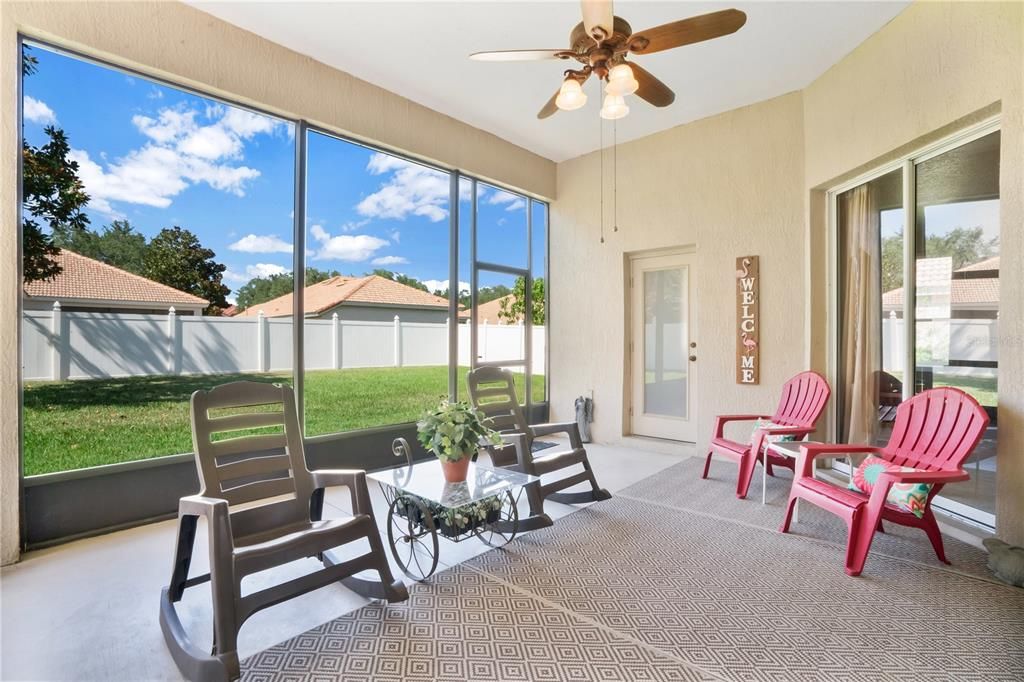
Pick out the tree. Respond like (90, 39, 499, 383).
(499, 276, 545, 325)
(370, 268, 429, 292)
(476, 284, 511, 305)
(234, 267, 340, 311)
(925, 226, 998, 270)
(143, 227, 230, 314)
(21, 45, 91, 283)
(880, 226, 999, 293)
(22, 126, 91, 283)
(56, 220, 149, 274)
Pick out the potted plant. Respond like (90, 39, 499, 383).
(417, 399, 502, 483)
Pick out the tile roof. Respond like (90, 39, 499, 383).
(473, 294, 519, 324)
(22, 249, 208, 308)
(882, 279, 999, 307)
(236, 274, 454, 317)
(956, 256, 999, 273)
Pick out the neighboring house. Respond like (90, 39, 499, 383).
(882, 256, 999, 319)
(472, 293, 520, 324)
(22, 249, 208, 315)
(235, 274, 457, 323)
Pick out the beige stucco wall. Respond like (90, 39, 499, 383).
(0, 1, 555, 564)
(551, 1, 1024, 546)
(803, 1, 1024, 545)
(549, 92, 808, 454)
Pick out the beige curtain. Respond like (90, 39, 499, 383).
(840, 184, 881, 446)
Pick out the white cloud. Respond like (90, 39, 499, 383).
(247, 263, 288, 279)
(340, 219, 369, 233)
(224, 262, 289, 284)
(487, 189, 526, 211)
(317, 234, 389, 262)
(371, 255, 409, 266)
(357, 152, 449, 222)
(422, 279, 470, 295)
(132, 110, 196, 145)
(23, 96, 56, 124)
(229, 234, 293, 254)
(73, 104, 281, 216)
(390, 230, 401, 244)
(309, 224, 329, 242)
(309, 223, 388, 262)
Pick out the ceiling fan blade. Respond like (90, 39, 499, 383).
(630, 63, 675, 107)
(580, 0, 614, 41)
(628, 9, 746, 55)
(470, 49, 570, 62)
(537, 89, 560, 119)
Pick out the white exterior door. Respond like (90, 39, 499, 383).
(629, 252, 697, 442)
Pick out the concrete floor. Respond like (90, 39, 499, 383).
(0, 439, 686, 682)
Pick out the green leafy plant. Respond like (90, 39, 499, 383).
(396, 493, 503, 536)
(416, 399, 502, 463)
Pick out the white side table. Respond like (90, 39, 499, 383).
(764, 440, 824, 523)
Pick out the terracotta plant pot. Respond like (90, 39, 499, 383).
(439, 456, 471, 483)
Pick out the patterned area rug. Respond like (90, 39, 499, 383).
(620, 459, 995, 581)
(244, 461, 1024, 681)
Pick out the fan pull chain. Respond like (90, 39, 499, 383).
(613, 119, 618, 233)
(599, 89, 605, 245)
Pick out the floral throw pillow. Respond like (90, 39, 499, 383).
(748, 418, 797, 450)
(848, 456, 933, 518)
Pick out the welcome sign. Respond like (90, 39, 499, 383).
(736, 256, 759, 384)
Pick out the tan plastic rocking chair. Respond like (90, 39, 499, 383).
(467, 366, 611, 531)
(159, 381, 407, 682)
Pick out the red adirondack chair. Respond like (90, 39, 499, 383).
(781, 387, 990, 576)
(702, 371, 831, 499)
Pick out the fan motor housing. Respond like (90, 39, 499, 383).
(570, 16, 633, 55)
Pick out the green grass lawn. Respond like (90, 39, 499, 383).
(23, 366, 545, 476)
(886, 370, 997, 407)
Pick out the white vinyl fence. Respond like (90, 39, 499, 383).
(881, 315, 997, 375)
(22, 305, 546, 381)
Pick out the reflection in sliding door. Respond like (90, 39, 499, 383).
(914, 132, 1000, 523)
(835, 128, 1000, 528)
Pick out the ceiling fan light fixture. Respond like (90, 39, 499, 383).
(605, 63, 639, 97)
(600, 94, 629, 120)
(555, 78, 587, 111)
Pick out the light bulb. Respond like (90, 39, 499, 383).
(600, 94, 629, 120)
(555, 79, 587, 111)
(605, 63, 639, 97)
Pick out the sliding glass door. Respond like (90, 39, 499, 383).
(835, 128, 1000, 527)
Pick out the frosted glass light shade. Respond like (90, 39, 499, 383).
(600, 94, 629, 120)
(555, 79, 587, 111)
(605, 63, 639, 97)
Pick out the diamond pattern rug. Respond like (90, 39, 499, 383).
(620, 459, 996, 581)
(244, 460, 1024, 681)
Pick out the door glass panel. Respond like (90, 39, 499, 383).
(838, 168, 903, 448)
(472, 269, 526, 367)
(914, 131, 999, 520)
(529, 200, 547, 404)
(643, 267, 687, 418)
(476, 182, 528, 268)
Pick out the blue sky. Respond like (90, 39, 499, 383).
(23, 43, 544, 303)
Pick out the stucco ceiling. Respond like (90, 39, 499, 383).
(189, 1, 909, 162)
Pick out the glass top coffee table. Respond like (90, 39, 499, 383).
(368, 441, 539, 580)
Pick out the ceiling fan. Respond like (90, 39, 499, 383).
(470, 1, 746, 120)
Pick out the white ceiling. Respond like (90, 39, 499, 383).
(190, 1, 909, 162)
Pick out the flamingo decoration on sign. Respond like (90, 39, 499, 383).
(741, 332, 757, 354)
(736, 257, 751, 279)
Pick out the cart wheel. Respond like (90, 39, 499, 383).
(387, 496, 439, 580)
(474, 490, 519, 548)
